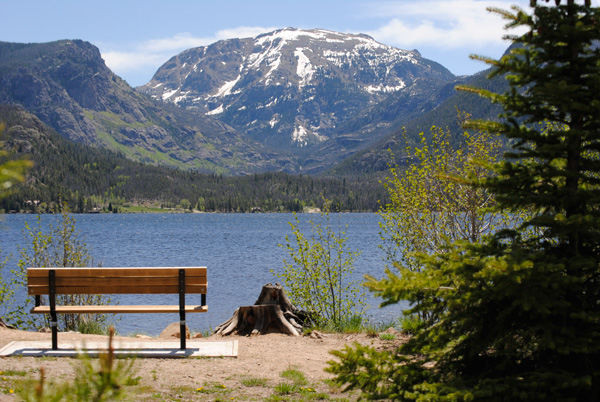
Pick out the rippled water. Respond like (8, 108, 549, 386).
(0, 213, 406, 335)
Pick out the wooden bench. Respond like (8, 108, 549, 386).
(27, 267, 207, 350)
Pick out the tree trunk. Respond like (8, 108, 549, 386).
(214, 283, 310, 336)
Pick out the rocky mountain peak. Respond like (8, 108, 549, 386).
(139, 28, 455, 150)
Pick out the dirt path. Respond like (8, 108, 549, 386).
(0, 327, 406, 401)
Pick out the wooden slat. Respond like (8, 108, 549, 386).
(28, 276, 207, 287)
(31, 305, 208, 314)
(28, 284, 207, 295)
(27, 267, 207, 278)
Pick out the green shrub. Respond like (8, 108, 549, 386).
(274, 209, 366, 328)
(17, 210, 115, 331)
(398, 313, 423, 335)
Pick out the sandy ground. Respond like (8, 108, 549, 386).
(0, 327, 406, 401)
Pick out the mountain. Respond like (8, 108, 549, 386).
(0, 32, 503, 176)
(0, 40, 296, 174)
(0, 105, 387, 213)
(329, 64, 510, 176)
(139, 28, 456, 169)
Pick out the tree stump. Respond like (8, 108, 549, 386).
(214, 283, 309, 336)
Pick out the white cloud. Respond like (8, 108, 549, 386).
(363, 0, 530, 50)
(99, 26, 277, 86)
(101, 51, 167, 73)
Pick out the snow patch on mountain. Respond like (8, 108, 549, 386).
(292, 125, 309, 146)
(247, 35, 285, 77)
(206, 105, 224, 115)
(212, 75, 240, 98)
(162, 88, 179, 101)
(269, 116, 280, 128)
(294, 48, 315, 88)
(365, 83, 406, 93)
(174, 91, 191, 103)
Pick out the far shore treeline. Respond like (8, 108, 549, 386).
(0, 106, 389, 214)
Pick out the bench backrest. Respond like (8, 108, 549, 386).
(27, 267, 207, 295)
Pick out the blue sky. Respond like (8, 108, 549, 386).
(2, 0, 589, 87)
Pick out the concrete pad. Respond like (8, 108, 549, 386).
(0, 340, 238, 358)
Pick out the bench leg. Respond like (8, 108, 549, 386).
(51, 321, 58, 350)
(49, 270, 58, 350)
(180, 320, 186, 350)
(179, 269, 186, 350)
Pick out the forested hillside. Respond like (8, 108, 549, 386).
(330, 60, 510, 176)
(0, 105, 387, 213)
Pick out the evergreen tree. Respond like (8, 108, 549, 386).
(328, 2, 600, 401)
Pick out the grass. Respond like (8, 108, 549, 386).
(308, 315, 365, 334)
(398, 313, 423, 335)
(309, 316, 400, 337)
(0, 370, 27, 377)
(141, 367, 351, 401)
(240, 376, 269, 387)
(140, 365, 355, 401)
(281, 366, 308, 386)
(274, 381, 296, 395)
(12, 359, 360, 402)
(1, 371, 26, 397)
(196, 326, 214, 338)
(77, 318, 112, 335)
(261, 365, 350, 401)
(15, 328, 138, 401)
(194, 382, 231, 395)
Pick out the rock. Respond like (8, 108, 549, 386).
(192, 333, 203, 339)
(38, 327, 51, 333)
(383, 327, 400, 335)
(158, 322, 190, 340)
(310, 330, 323, 340)
(135, 334, 153, 340)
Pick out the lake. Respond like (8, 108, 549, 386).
(0, 213, 407, 335)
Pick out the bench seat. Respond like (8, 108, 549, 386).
(31, 305, 208, 314)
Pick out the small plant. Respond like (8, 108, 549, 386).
(379, 333, 396, 341)
(275, 381, 295, 395)
(398, 313, 423, 335)
(281, 366, 308, 387)
(240, 376, 269, 387)
(76, 317, 111, 335)
(265, 367, 337, 401)
(312, 315, 365, 334)
(199, 326, 214, 338)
